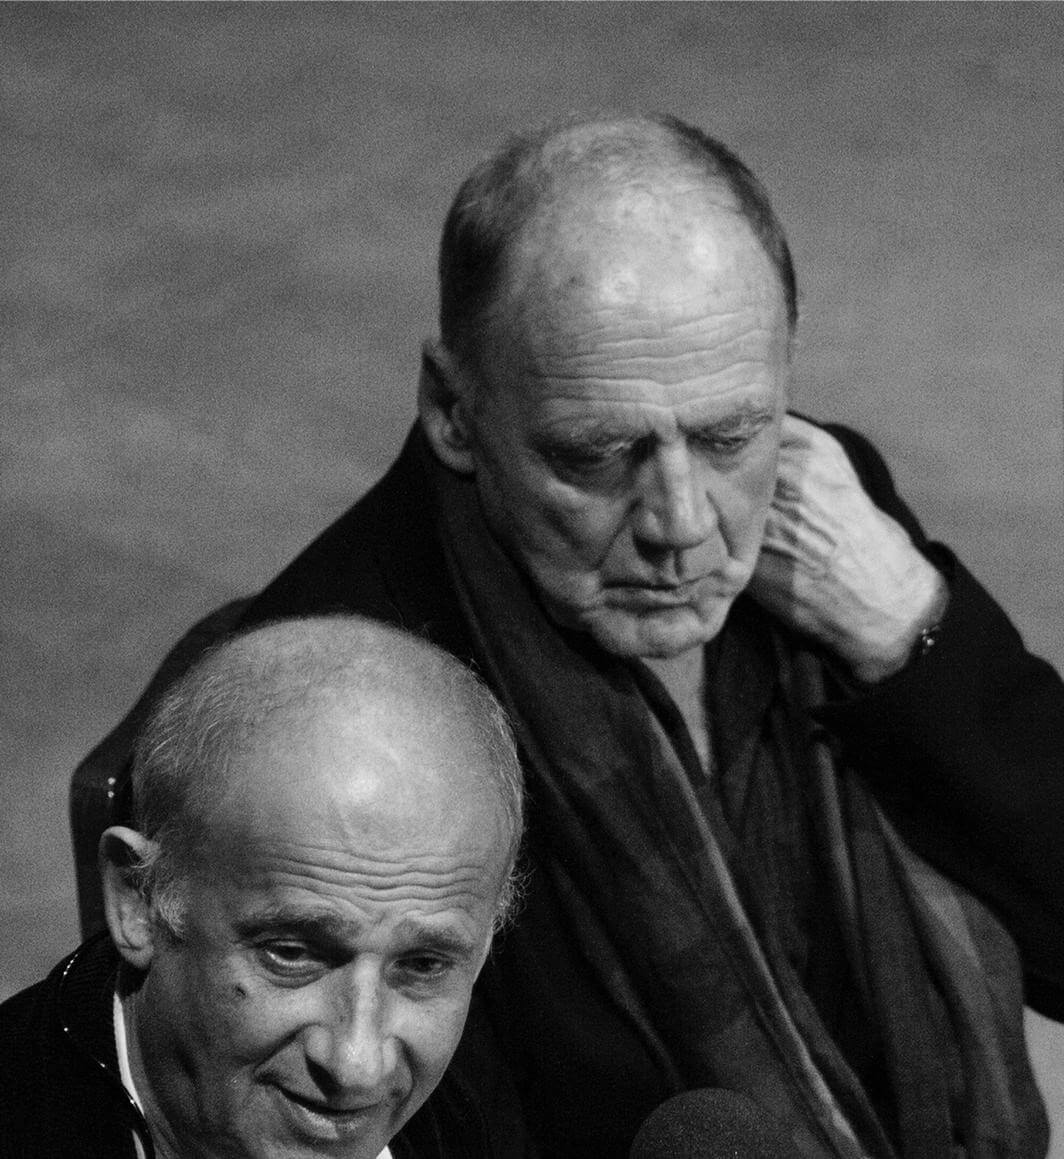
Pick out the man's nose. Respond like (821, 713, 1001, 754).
(304, 970, 398, 1097)
(632, 442, 716, 551)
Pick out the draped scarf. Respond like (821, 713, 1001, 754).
(427, 450, 1047, 1159)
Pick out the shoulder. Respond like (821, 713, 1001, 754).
(0, 973, 51, 1067)
(0, 941, 136, 1158)
(242, 424, 473, 659)
(244, 424, 441, 625)
(0, 946, 85, 1067)
(0, 978, 54, 1156)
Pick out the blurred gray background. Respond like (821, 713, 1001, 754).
(3, 1, 1061, 1147)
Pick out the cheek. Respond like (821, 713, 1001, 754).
(481, 462, 627, 566)
(714, 453, 779, 547)
(140, 952, 265, 1106)
(217, 987, 294, 1061)
(538, 489, 629, 560)
(180, 962, 293, 1070)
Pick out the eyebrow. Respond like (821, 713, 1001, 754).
(235, 906, 354, 946)
(391, 918, 480, 959)
(542, 401, 777, 447)
(684, 404, 777, 434)
(538, 422, 636, 450)
(234, 906, 480, 959)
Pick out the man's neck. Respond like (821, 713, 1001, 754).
(642, 647, 711, 771)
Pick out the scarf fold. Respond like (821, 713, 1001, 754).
(428, 452, 1047, 1159)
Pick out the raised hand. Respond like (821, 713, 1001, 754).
(749, 415, 947, 683)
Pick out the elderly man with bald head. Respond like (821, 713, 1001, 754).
(86, 113, 1063, 1158)
(3, 617, 524, 1159)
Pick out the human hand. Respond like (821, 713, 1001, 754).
(749, 415, 948, 683)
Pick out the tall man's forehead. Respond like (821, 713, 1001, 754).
(516, 179, 766, 293)
(490, 175, 787, 372)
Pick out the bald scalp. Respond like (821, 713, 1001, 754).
(438, 111, 797, 379)
(129, 617, 523, 934)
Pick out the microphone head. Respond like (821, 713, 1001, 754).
(629, 1088, 798, 1159)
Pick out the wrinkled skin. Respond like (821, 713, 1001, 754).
(454, 185, 791, 660)
(425, 181, 942, 677)
(750, 414, 946, 682)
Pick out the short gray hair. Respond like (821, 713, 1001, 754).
(128, 615, 525, 937)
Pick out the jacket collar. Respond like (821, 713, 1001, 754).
(55, 932, 123, 1074)
(55, 933, 154, 1157)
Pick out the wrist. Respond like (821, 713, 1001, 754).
(847, 566, 950, 684)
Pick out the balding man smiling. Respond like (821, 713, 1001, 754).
(1, 617, 524, 1159)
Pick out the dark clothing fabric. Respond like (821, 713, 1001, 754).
(0, 934, 511, 1159)
(0, 936, 144, 1159)
(426, 446, 1044, 1159)
(239, 421, 1064, 1158)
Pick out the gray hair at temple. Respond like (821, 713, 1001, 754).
(438, 110, 798, 378)
(126, 615, 524, 938)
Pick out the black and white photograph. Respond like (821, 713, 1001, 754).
(3, 4, 1062, 1157)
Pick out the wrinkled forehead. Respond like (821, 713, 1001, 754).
(499, 180, 785, 348)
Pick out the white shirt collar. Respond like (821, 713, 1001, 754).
(113, 990, 148, 1159)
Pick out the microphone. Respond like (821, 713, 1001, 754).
(629, 1088, 800, 1158)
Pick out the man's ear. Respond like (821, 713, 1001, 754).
(418, 340, 477, 475)
(99, 826, 160, 971)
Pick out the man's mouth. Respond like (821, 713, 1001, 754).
(275, 1085, 390, 1142)
(608, 575, 712, 607)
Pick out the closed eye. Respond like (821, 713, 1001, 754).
(543, 439, 632, 469)
(537, 433, 654, 487)
(691, 432, 750, 454)
(688, 415, 772, 456)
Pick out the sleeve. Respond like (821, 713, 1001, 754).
(814, 424, 1064, 1020)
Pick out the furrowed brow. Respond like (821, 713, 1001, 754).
(684, 402, 776, 434)
(538, 418, 644, 449)
(235, 905, 354, 947)
(391, 918, 480, 961)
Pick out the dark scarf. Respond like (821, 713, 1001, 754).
(429, 452, 1047, 1159)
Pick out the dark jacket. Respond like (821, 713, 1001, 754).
(0, 934, 517, 1159)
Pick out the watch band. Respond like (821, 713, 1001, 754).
(913, 619, 942, 661)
